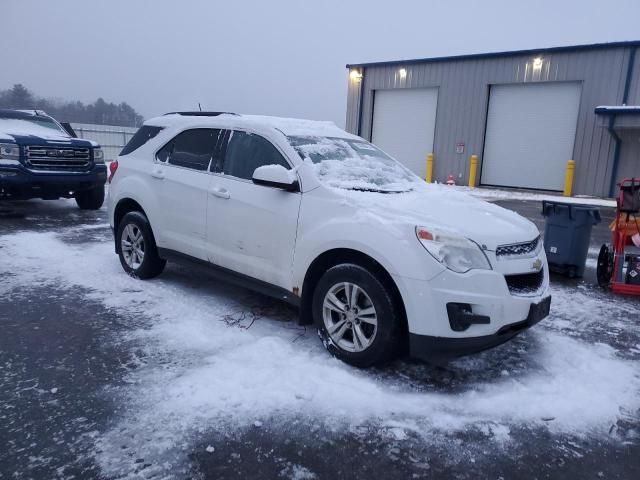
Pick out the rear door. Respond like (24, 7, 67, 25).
(153, 128, 222, 260)
(205, 130, 301, 289)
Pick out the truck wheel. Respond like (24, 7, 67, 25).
(312, 264, 402, 368)
(75, 186, 105, 210)
(116, 211, 166, 279)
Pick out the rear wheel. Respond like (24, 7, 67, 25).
(75, 186, 105, 210)
(313, 264, 402, 368)
(116, 211, 166, 279)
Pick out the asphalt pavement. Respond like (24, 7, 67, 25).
(0, 196, 638, 480)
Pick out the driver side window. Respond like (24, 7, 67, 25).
(222, 130, 290, 180)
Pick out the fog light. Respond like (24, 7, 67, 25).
(447, 303, 490, 332)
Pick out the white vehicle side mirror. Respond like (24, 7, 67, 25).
(252, 164, 299, 192)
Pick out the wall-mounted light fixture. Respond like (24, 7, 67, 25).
(349, 69, 363, 81)
(399, 67, 408, 79)
(532, 57, 543, 70)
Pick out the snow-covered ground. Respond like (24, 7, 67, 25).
(1, 207, 639, 478)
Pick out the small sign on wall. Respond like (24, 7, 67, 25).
(455, 142, 465, 154)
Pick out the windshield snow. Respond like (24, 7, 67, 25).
(288, 136, 420, 193)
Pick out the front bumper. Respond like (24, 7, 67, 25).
(392, 249, 551, 361)
(409, 295, 551, 362)
(0, 164, 107, 199)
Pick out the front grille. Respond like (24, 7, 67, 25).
(504, 269, 544, 295)
(25, 146, 91, 172)
(496, 236, 540, 258)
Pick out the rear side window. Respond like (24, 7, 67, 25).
(156, 128, 222, 171)
(120, 126, 163, 156)
(222, 131, 290, 180)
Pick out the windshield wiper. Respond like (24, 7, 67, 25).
(348, 187, 411, 194)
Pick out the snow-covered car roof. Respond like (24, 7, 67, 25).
(146, 112, 360, 140)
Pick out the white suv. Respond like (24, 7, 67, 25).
(107, 112, 550, 367)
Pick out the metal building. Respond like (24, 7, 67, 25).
(345, 41, 640, 197)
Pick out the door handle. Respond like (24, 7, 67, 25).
(151, 168, 165, 180)
(209, 187, 230, 199)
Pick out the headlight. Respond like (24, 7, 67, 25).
(0, 143, 20, 161)
(93, 148, 104, 163)
(415, 226, 492, 273)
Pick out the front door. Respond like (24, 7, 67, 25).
(206, 130, 301, 289)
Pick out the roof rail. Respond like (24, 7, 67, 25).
(163, 111, 238, 117)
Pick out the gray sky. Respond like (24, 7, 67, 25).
(3, 0, 640, 127)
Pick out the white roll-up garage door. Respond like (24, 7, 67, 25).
(371, 88, 438, 178)
(481, 82, 581, 190)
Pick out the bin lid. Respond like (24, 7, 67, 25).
(541, 200, 601, 224)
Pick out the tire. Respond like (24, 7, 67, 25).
(312, 263, 402, 368)
(116, 211, 166, 279)
(596, 244, 613, 288)
(75, 186, 105, 210)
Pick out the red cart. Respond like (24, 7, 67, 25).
(597, 178, 640, 294)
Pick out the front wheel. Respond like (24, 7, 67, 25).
(312, 264, 402, 368)
(116, 211, 166, 279)
(75, 186, 105, 210)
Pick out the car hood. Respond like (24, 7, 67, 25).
(4, 132, 95, 148)
(334, 183, 539, 251)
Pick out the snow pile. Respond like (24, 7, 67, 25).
(1, 229, 639, 478)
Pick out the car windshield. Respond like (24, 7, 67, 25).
(0, 113, 67, 135)
(288, 136, 420, 193)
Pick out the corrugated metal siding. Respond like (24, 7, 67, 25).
(345, 70, 363, 134)
(626, 48, 640, 105)
(71, 123, 138, 161)
(345, 45, 637, 197)
(617, 130, 640, 181)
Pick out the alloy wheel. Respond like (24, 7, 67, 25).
(322, 282, 378, 352)
(121, 223, 145, 270)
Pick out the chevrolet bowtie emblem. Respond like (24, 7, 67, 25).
(532, 259, 542, 271)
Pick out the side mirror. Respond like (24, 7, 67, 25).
(252, 165, 299, 192)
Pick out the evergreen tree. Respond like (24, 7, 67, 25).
(0, 84, 143, 127)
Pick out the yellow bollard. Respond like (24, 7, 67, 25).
(425, 153, 433, 183)
(468, 155, 478, 188)
(563, 160, 575, 197)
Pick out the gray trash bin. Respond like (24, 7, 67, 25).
(541, 200, 601, 278)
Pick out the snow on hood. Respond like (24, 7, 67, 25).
(338, 183, 539, 250)
(0, 118, 72, 141)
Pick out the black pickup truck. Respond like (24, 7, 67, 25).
(0, 109, 107, 209)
